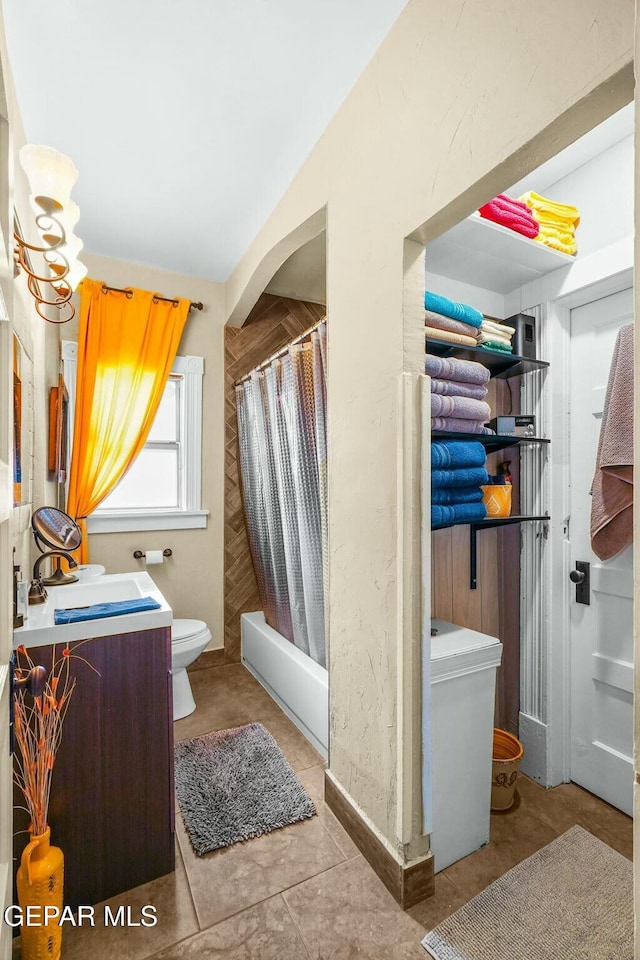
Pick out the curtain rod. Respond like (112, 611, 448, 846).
(100, 283, 204, 312)
(233, 317, 326, 387)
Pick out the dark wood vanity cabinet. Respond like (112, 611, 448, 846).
(14, 626, 175, 909)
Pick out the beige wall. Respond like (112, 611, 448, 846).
(70, 253, 226, 648)
(224, 0, 635, 858)
(4, 22, 59, 579)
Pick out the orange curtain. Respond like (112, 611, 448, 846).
(67, 278, 189, 562)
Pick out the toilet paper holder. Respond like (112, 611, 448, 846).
(133, 549, 172, 559)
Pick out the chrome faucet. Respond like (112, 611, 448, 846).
(29, 551, 78, 605)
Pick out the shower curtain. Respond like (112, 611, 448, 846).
(235, 322, 327, 668)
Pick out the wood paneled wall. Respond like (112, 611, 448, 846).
(431, 378, 522, 732)
(224, 293, 326, 661)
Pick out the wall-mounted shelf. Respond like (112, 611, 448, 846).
(431, 515, 550, 589)
(431, 430, 550, 455)
(425, 212, 576, 294)
(426, 337, 549, 379)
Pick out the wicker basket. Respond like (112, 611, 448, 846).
(491, 728, 524, 811)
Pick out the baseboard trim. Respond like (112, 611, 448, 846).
(188, 648, 227, 671)
(324, 771, 434, 909)
(519, 712, 550, 785)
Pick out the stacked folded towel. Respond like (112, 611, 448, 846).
(426, 353, 491, 434)
(476, 317, 515, 354)
(478, 194, 540, 239)
(424, 291, 483, 346)
(431, 440, 488, 526)
(518, 191, 580, 256)
(425, 290, 515, 354)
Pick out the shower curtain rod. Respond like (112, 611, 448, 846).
(234, 316, 326, 387)
(100, 283, 204, 312)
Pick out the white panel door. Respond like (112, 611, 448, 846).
(569, 287, 633, 815)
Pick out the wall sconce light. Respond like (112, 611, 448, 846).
(14, 144, 87, 323)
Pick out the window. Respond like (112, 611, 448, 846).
(62, 342, 207, 532)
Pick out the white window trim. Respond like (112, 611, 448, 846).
(62, 342, 208, 532)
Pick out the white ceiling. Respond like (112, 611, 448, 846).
(2, 0, 408, 281)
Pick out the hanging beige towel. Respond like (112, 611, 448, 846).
(590, 323, 634, 560)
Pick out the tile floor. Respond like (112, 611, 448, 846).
(26, 663, 633, 959)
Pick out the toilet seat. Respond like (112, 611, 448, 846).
(172, 618, 210, 645)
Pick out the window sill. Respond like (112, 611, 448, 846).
(86, 510, 209, 534)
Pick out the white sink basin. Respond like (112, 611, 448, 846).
(53, 578, 143, 608)
(14, 572, 172, 649)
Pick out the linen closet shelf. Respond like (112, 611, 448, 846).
(431, 430, 550, 454)
(431, 516, 550, 589)
(427, 335, 549, 588)
(426, 337, 549, 378)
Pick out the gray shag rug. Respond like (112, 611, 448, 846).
(422, 826, 633, 960)
(174, 721, 316, 855)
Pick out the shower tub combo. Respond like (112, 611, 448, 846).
(235, 320, 329, 759)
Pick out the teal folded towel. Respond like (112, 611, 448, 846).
(432, 487, 484, 505)
(431, 466, 488, 489)
(431, 440, 486, 469)
(431, 502, 487, 526)
(424, 291, 483, 329)
(54, 595, 161, 624)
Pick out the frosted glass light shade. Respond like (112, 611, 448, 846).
(52, 260, 88, 293)
(20, 144, 79, 210)
(50, 234, 87, 293)
(57, 200, 81, 235)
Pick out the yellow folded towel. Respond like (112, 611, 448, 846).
(537, 233, 578, 256)
(519, 191, 580, 227)
(518, 190, 580, 256)
(425, 326, 477, 347)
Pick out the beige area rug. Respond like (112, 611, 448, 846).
(422, 826, 632, 960)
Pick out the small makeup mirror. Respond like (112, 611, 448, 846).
(32, 507, 82, 585)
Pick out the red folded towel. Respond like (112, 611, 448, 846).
(485, 193, 533, 217)
(479, 202, 540, 239)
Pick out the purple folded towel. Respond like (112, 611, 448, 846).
(424, 310, 477, 338)
(432, 417, 491, 434)
(431, 394, 491, 422)
(425, 354, 491, 386)
(430, 377, 488, 401)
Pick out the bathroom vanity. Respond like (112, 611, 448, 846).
(13, 573, 175, 908)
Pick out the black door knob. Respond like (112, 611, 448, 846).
(569, 569, 586, 584)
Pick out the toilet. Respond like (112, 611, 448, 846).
(171, 618, 212, 720)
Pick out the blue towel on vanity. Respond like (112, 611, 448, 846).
(431, 440, 486, 470)
(54, 595, 161, 624)
(431, 502, 487, 527)
(431, 466, 488, 489)
(424, 291, 483, 329)
(432, 487, 484, 505)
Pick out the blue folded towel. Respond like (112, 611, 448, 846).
(54, 595, 162, 624)
(424, 291, 483, 329)
(431, 502, 487, 526)
(431, 440, 486, 470)
(431, 466, 488, 489)
(432, 487, 484, 505)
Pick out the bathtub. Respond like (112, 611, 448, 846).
(241, 611, 328, 759)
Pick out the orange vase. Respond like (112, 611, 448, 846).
(16, 827, 64, 960)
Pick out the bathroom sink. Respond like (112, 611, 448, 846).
(53, 578, 143, 607)
(14, 572, 172, 648)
